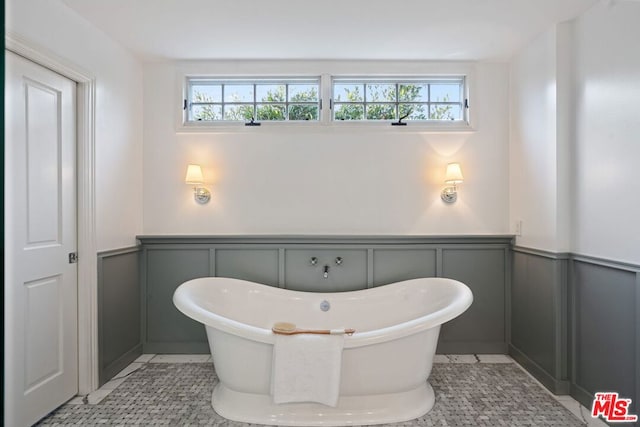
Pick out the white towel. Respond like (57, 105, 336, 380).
(271, 334, 344, 407)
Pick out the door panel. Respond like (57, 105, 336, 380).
(24, 275, 63, 391)
(25, 79, 63, 245)
(5, 50, 78, 427)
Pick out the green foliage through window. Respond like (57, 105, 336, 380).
(187, 79, 320, 122)
(186, 76, 467, 124)
(333, 78, 465, 122)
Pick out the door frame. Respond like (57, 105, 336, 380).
(6, 32, 99, 395)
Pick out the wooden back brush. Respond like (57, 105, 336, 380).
(272, 322, 355, 336)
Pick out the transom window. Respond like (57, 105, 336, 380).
(332, 77, 466, 122)
(186, 78, 320, 122)
(183, 75, 469, 127)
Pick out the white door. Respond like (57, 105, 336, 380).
(4, 50, 78, 427)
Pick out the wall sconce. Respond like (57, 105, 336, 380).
(441, 162, 464, 203)
(185, 164, 211, 204)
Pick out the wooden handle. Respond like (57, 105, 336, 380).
(272, 327, 356, 336)
(283, 329, 331, 335)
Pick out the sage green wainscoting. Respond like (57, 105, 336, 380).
(138, 235, 513, 355)
(510, 247, 570, 394)
(511, 247, 639, 410)
(98, 246, 142, 386)
(145, 248, 211, 353)
(569, 255, 639, 418)
(441, 248, 508, 353)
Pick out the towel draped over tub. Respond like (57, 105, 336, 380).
(271, 334, 344, 407)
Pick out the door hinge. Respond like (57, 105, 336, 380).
(68, 252, 78, 264)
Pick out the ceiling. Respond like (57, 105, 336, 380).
(60, 0, 599, 61)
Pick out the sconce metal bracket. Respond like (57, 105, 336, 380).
(441, 186, 458, 203)
(194, 187, 211, 204)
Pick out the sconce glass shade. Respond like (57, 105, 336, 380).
(185, 164, 205, 184)
(442, 162, 463, 203)
(185, 164, 210, 204)
(444, 163, 464, 184)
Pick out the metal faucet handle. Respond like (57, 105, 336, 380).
(335, 257, 343, 265)
(310, 257, 318, 265)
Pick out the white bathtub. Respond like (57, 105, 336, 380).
(173, 277, 473, 426)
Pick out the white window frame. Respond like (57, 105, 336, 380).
(330, 76, 468, 124)
(177, 68, 475, 133)
(183, 76, 322, 126)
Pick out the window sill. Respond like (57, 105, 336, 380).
(176, 121, 475, 134)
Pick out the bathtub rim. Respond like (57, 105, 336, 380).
(173, 276, 472, 349)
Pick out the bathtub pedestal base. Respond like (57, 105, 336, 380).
(212, 382, 435, 426)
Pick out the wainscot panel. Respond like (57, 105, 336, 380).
(285, 249, 368, 292)
(372, 248, 437, 286)
(438, 248, 508, 354)
(137, 235, 513, 355)
(216, 248, 280, 286)
(570, 257, 639, 417)
(98, 246, 142, 386)
(509, 247, 569, 394)
(143, 247, 211, 353)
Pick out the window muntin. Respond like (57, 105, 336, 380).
(187, 78, 320, 122)
(184, 75, 470, 127)
(332, 77, 466, 122)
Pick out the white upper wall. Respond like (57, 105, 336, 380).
(143, 60, 510, 235)
(509, 0, 640, 263)
(509, 27, 561, 251)
(572, 0, 640, 264)
(509, 23, 573, 253)
(6, 0, 144, 251)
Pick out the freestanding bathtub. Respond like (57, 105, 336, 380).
(173, 277, 473, 426)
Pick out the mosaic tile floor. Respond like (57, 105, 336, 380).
(37, 356, 602, 426)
